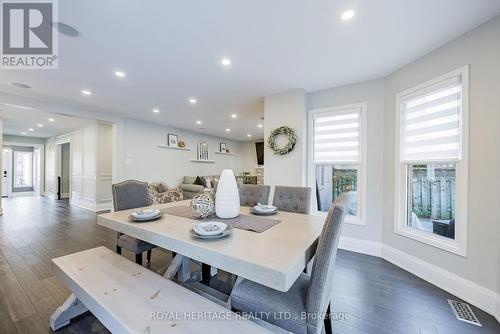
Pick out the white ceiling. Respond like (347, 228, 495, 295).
(0, 0, 499, 141)
(0, 105, 94, 138)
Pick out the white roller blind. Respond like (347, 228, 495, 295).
(400, 76, 462, 162)
(313, 107, 361, 163)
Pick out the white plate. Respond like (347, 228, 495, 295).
(129, 212, 162, 222)
(131, 209, 160, 219)
(192, 222, 227, 236)
(253, 205, 277, 213)
(190, 226, 232, 240)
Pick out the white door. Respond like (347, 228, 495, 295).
(2, 149, 11, 197)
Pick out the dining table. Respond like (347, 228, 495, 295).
(97, 200, 324, 292)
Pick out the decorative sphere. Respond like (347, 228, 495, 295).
(191, 190, 215, 219)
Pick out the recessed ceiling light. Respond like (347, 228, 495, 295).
(48, 118, 55, 122)
(11, 82, 31, 89)
(221, 58, 231, 66)
(52, 22, 80, 37)
(257, 124, 263, 128)
(341, 10, 355, 21)
(189, 98, 197, 104)
(114, 70, 126, 78)
(225, 128, 231, 132)
(152, 108, 160, 113)
(21, 132, 26, 135)
(28, 128, 34, 131)
(231, 114, 237, 119)
(196, 120, 202, 125)
(81, 89, 92, 96)
(37, 123, 44, 127)
(247, 134, 252, 138)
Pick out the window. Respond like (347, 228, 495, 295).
(395, 66, 468, 256)
(308, 103, 366, 224)
(12, 147, 34, 192)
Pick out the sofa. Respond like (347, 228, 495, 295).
(148, 181, 184, 204)
(179, 175, 219, 199)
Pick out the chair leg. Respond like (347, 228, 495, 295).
(135, 253, 143, 265)
(116, 245, 121, 255)
(324, 303, 332, 334)
(146, 250, 152, 263)
(201, 263, 212, 285)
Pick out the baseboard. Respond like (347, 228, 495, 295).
(381, 244, 498, 318)
(339, 236, 383, 257)
(70, 199, 111, 212)
(339, 236, 499, 321)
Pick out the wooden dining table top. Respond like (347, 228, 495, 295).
(97, 200, 325, 292)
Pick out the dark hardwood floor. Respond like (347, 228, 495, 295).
(0, 196, 498, 334)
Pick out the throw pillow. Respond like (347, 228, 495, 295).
(157, 182, 169, 193)
(164, 188, 184, 203)
(202, 176, 212, 189)
(194, 176, 204, 186)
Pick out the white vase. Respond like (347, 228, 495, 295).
(215, 169, 240, 218)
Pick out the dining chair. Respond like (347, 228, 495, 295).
(272, 186, 312, 214)
(239, 184, 271, 207)
(230, 204, 346, 334)
(112, 180, 157, 265)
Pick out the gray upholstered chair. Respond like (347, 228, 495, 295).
(112, 180, 157, 265)
(272, 186, 312, 214)
(230, 205, 346, 334)
(239, 184, 271, 207)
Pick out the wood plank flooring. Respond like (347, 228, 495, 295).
(0, 196, 498, 334)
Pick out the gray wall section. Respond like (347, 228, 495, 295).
(383, 17, 500, 291)
(61, 143, 70, 194)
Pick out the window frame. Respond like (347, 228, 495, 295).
(394, 66, 469, 257)
(307, 102, 367, 225)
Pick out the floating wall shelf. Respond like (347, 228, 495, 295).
(190, 159, 215, 163)
(214, 151, 236, 155)
(158, 144, 191, 151)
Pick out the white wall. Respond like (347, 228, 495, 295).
(44, 137, 56, 198)
(240, 140, 262, 173)
(122, 118, 244, 187)
(307, 79, 385, 243)
(383, 16, 500, 292)
(70, 122, 113, 211)
(3, 135, 46, 145)
(264, 89, 307, 190)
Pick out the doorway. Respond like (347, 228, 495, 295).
(2, 148, 11, 197)
(59, 143, 70, 199)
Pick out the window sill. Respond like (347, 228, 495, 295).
(394, 224, 467, 257)
(310, 210, 365, 226)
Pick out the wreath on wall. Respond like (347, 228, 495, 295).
(267, 126, 297, 155)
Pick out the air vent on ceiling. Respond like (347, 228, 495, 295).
(447, 299, 482, 326)
(11, 83, 31, 89)
(52, 22, 80, 37)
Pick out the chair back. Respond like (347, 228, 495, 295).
(239, 184, 271, 207)
(272, 186, 311, 214)
(112, 180, 151, 211)
(306, 204, 346, 334)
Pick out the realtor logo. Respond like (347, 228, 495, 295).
(1, 0, 58, 69)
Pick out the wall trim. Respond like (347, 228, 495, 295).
(70, 199, 111, 212)
(339, 236, 383, 257)
(339, 236, 498, 320)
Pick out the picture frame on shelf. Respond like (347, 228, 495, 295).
(220, 142, 227, 153)
(168, 134, 178, 147)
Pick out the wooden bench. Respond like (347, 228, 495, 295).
(49, 246, 270, 333)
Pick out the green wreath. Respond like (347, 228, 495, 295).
(267, 126, 297, 155)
